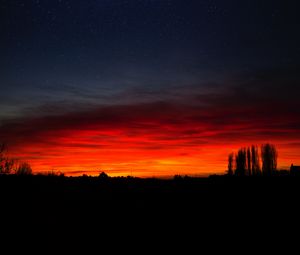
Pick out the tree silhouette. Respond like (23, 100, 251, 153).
(227, 153, 234, 176)
(247, 147, 251, 176)
(251, 145, 261, 176)
(261, 144, 277, 176)
(4, 158, 15, 174)
(0, 143, 15, 174)
(229, 145, 263, 177)
(99, 171, 109, 180)
(16, 162, 32, 175)
(0, 143, 6, 173)
(235, 148, 247, 176)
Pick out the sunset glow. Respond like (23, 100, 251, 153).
(1, 1, 299, 177)
(1, 102, 299, 177)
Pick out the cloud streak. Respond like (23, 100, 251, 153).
(1, 66, 299, 176)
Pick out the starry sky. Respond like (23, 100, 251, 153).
(1, 0, 300, 176)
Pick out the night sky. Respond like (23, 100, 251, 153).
(1, 0, 300, 176)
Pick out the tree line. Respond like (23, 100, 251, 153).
(0, 143, 32, 175)
(0, 141, 281, 177)
(228, 144, 278, 176)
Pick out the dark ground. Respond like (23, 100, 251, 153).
(1, 175, 299, 251)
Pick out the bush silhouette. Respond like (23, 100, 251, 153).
(0, 143, 17, 174)
(99, 172, 109, 180)
(16, 162, 32, 175)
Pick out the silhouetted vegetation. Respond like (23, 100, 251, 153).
(98, 171, 109, 180)
(247, 147, 251, 176)
(0, 146, 299, 243)
(0, 142, 32, 176)
(16, 162, 33, 175)
(45, 170, 64, 177)
(0, 162, 298, 251)
(0, 143, 18, 174)
(0, 141, 295, 180)
(251, 145, 261, 175)
(0, 143, 10, 174)
(228, 144, 279, 176)
(261, 144, 278, 175)
(235, 148, 247, 176)
(227, 153, 234, 176)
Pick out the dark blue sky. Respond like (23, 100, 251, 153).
(1, 0, 299, 119)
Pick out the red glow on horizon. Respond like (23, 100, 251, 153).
(8, 129, 299, 177)
(2, 102, 300, 177)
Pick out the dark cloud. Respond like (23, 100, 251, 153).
(1, 71, 299, 148)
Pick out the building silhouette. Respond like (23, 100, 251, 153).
(290, 164, 300, 175)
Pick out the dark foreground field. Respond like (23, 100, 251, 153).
(1, 175, 299, 250)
